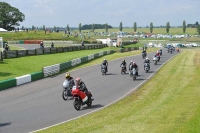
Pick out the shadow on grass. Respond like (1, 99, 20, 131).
(0, 122, 12, 127)
(0, 72, 13, 77)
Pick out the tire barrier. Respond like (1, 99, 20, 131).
(118, 47, 139, 53)
(43, 64, 60, 77)
(88, 54, 94, 61)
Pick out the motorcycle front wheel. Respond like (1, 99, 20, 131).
(73, 98, 81, 111)
(62, 90, 68, 101)
(133, 75, 136, 81)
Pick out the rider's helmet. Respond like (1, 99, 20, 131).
(123, 59, 125, 62)
(132, 62, 135, 65)
(157, 51, 159, 53)
(75, 77, 81, 85)
(65, 73, 70, 79)
(104, 59, 106, 61)
(131, 60, 133, 63)
(146, 57, 149, 60)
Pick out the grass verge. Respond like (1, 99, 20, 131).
(37, 49, 200, 133)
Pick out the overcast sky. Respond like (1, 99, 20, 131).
(4, 0, 200, 28)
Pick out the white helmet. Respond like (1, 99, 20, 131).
(131, 60, 133, 62)
(146, 57, 149, 60)
(104, 59, 106, 60)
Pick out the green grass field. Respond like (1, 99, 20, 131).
(36, 48, 200, 133)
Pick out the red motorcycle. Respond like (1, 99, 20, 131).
(71, 86, 93, 111)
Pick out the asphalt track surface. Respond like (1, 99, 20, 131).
(0, 49, 178, 133)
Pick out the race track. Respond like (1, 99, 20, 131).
(0, 49, 178, 133)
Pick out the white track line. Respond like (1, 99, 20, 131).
(31, 50, 174, 133)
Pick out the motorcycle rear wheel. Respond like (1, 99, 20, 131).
(87, 97, 92, 107)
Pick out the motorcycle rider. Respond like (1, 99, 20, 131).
(155, 51, 161, 61)
(75, 77, 88, 94)
(101, 59, 108, 72)
(144, 57, 151, 70)
(142, 49, 147, 58)
(120, 59, 127, 71)
(129, 62, 139, 76)
(65, 72, 75, 88)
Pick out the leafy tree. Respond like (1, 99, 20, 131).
(119, 22, 122, 31)
(78, 23, 81, 32)
(183, 20, 186, 33)
(53, 26, 56, 31)
(66, 24, 70, 31)
(166, 22, 170, 33)
(43, 25, 45, 31)
(196, 25, 200, 34)
(82, 24, 112, 30)
(195, 21, 199, 26)
(105, 23, 108, 32)
(133, 22, 137, 32)
(92, 23, 95, 32)
(0, 2, 25, 30)
(150, 22, 153, 33)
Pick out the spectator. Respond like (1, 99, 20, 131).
(4, 43, 10, 51)
(81, 41, 84, 46)
(51, 42, 54, 48)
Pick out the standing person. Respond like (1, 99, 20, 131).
(4, 43, 10, 51)
(40, 41, 44, 49)
(51, 42, 54, 48)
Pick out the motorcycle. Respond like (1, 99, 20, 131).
(153, 56, 158, 65)
(121, 64, 126, 75)
(101, 65, 107, 75)
(62, 80, 74, 100)
(132, 68, 137, 81)
(142, 53, 147, 59)
(159, 50, 162, 56)
(170, 49, 173, 54)
(71, 86, 93, 111)
(144, 63, 150, 73)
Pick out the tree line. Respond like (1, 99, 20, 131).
(0, 1, 200, 34)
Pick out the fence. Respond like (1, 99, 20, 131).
(1, 44, 107, 59)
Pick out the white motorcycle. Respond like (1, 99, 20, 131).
(62, 80, 74, 100)
(153, 56, 159, 65)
